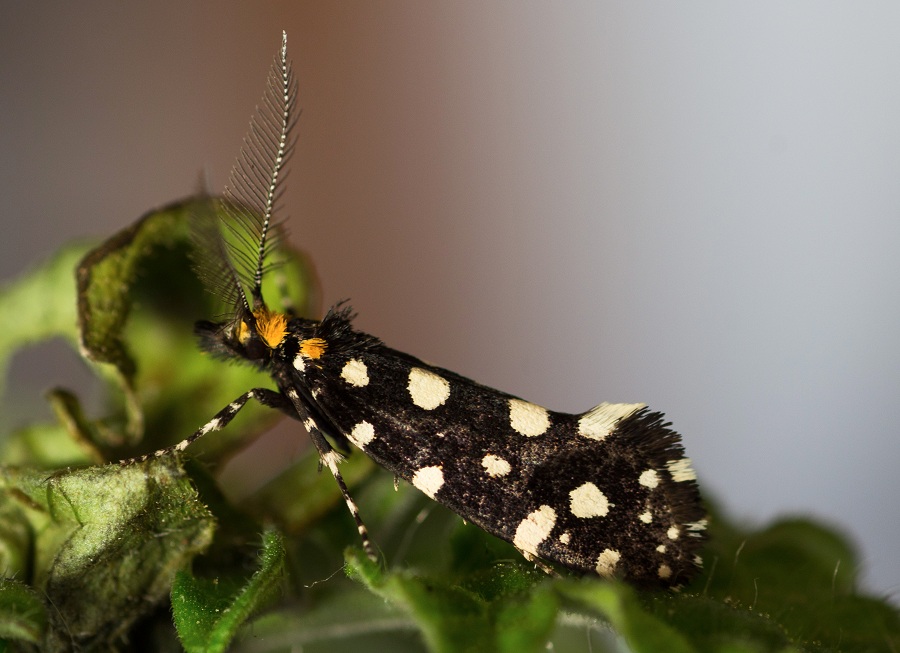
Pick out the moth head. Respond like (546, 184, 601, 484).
(196, 303, 289, 363)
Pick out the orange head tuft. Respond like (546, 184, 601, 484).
(252, 307, 289, 349)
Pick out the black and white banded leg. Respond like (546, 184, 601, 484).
(120, 388, 293, 465)
(281, 386, 377, 562)
(120, 386, 378, 562)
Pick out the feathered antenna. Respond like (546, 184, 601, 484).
(193, 31, 298, 316)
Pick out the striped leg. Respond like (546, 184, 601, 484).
(120, 388, 291, 465)
(282, 387, 377, 562)
(121, 384, 378, 562)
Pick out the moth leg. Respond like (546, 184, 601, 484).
(120, 388, 290, 465)
(517, 549, 560, 578)
(282, 388, 378, 562)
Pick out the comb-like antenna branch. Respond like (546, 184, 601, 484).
(250, 31, 293, 299)
(194, 31, 297, 317)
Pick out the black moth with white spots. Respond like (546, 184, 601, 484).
(204, 305, 707, 586)
(179, 33, 706, 587)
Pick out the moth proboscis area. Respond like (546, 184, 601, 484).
(130, 31, 706, 588)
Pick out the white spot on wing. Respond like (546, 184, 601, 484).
(349, 421, 375, 448)
(292, 353, 305, 372)
(508, 399, 550, 437)
(482, 454, 511, 477)
(341, 359, 370, 387)
(408, 368, 450, 410)
(666, 458, 697, 482)
(595, 548, 621, 578)
(639, 469, 660, 489)
(639, 510, 653, 524)
(513, 505, 557, 555)
(577, 402, 645, 440)
(569, 482, 610, 518)
(656, 544, 667, 553)
(667, 526, 680, 540)
(411, 465, 444, 499)
(658, 564, 672, 580)
(559, 532, 571, 545)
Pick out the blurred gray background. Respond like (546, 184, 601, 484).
(2, 3, 899, 599)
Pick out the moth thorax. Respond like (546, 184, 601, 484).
(299, 337, 327, 359)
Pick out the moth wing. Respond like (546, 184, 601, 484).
(296, 343, 704, 585)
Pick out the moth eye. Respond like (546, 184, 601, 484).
(236, 320, 253, 344)
(243, 336, 269, 361)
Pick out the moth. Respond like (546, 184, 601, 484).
(160, 32, 706, 587)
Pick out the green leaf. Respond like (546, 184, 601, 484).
(0, 243, 87, 399)
(346, 548, 557, 653)
(0, 578, 47, 646)
(686, 513, 900, 652)
(0, 420, 93, 473)
(75, 200, 194, 441)
(0, 494, 32, 584)
(246, 582, 423, 650)
(0, 457, 214, 650)
(556, 579, 696, 653)
(172, 528, 286, 653)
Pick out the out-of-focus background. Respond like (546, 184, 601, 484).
(2, 3, 898, 599)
